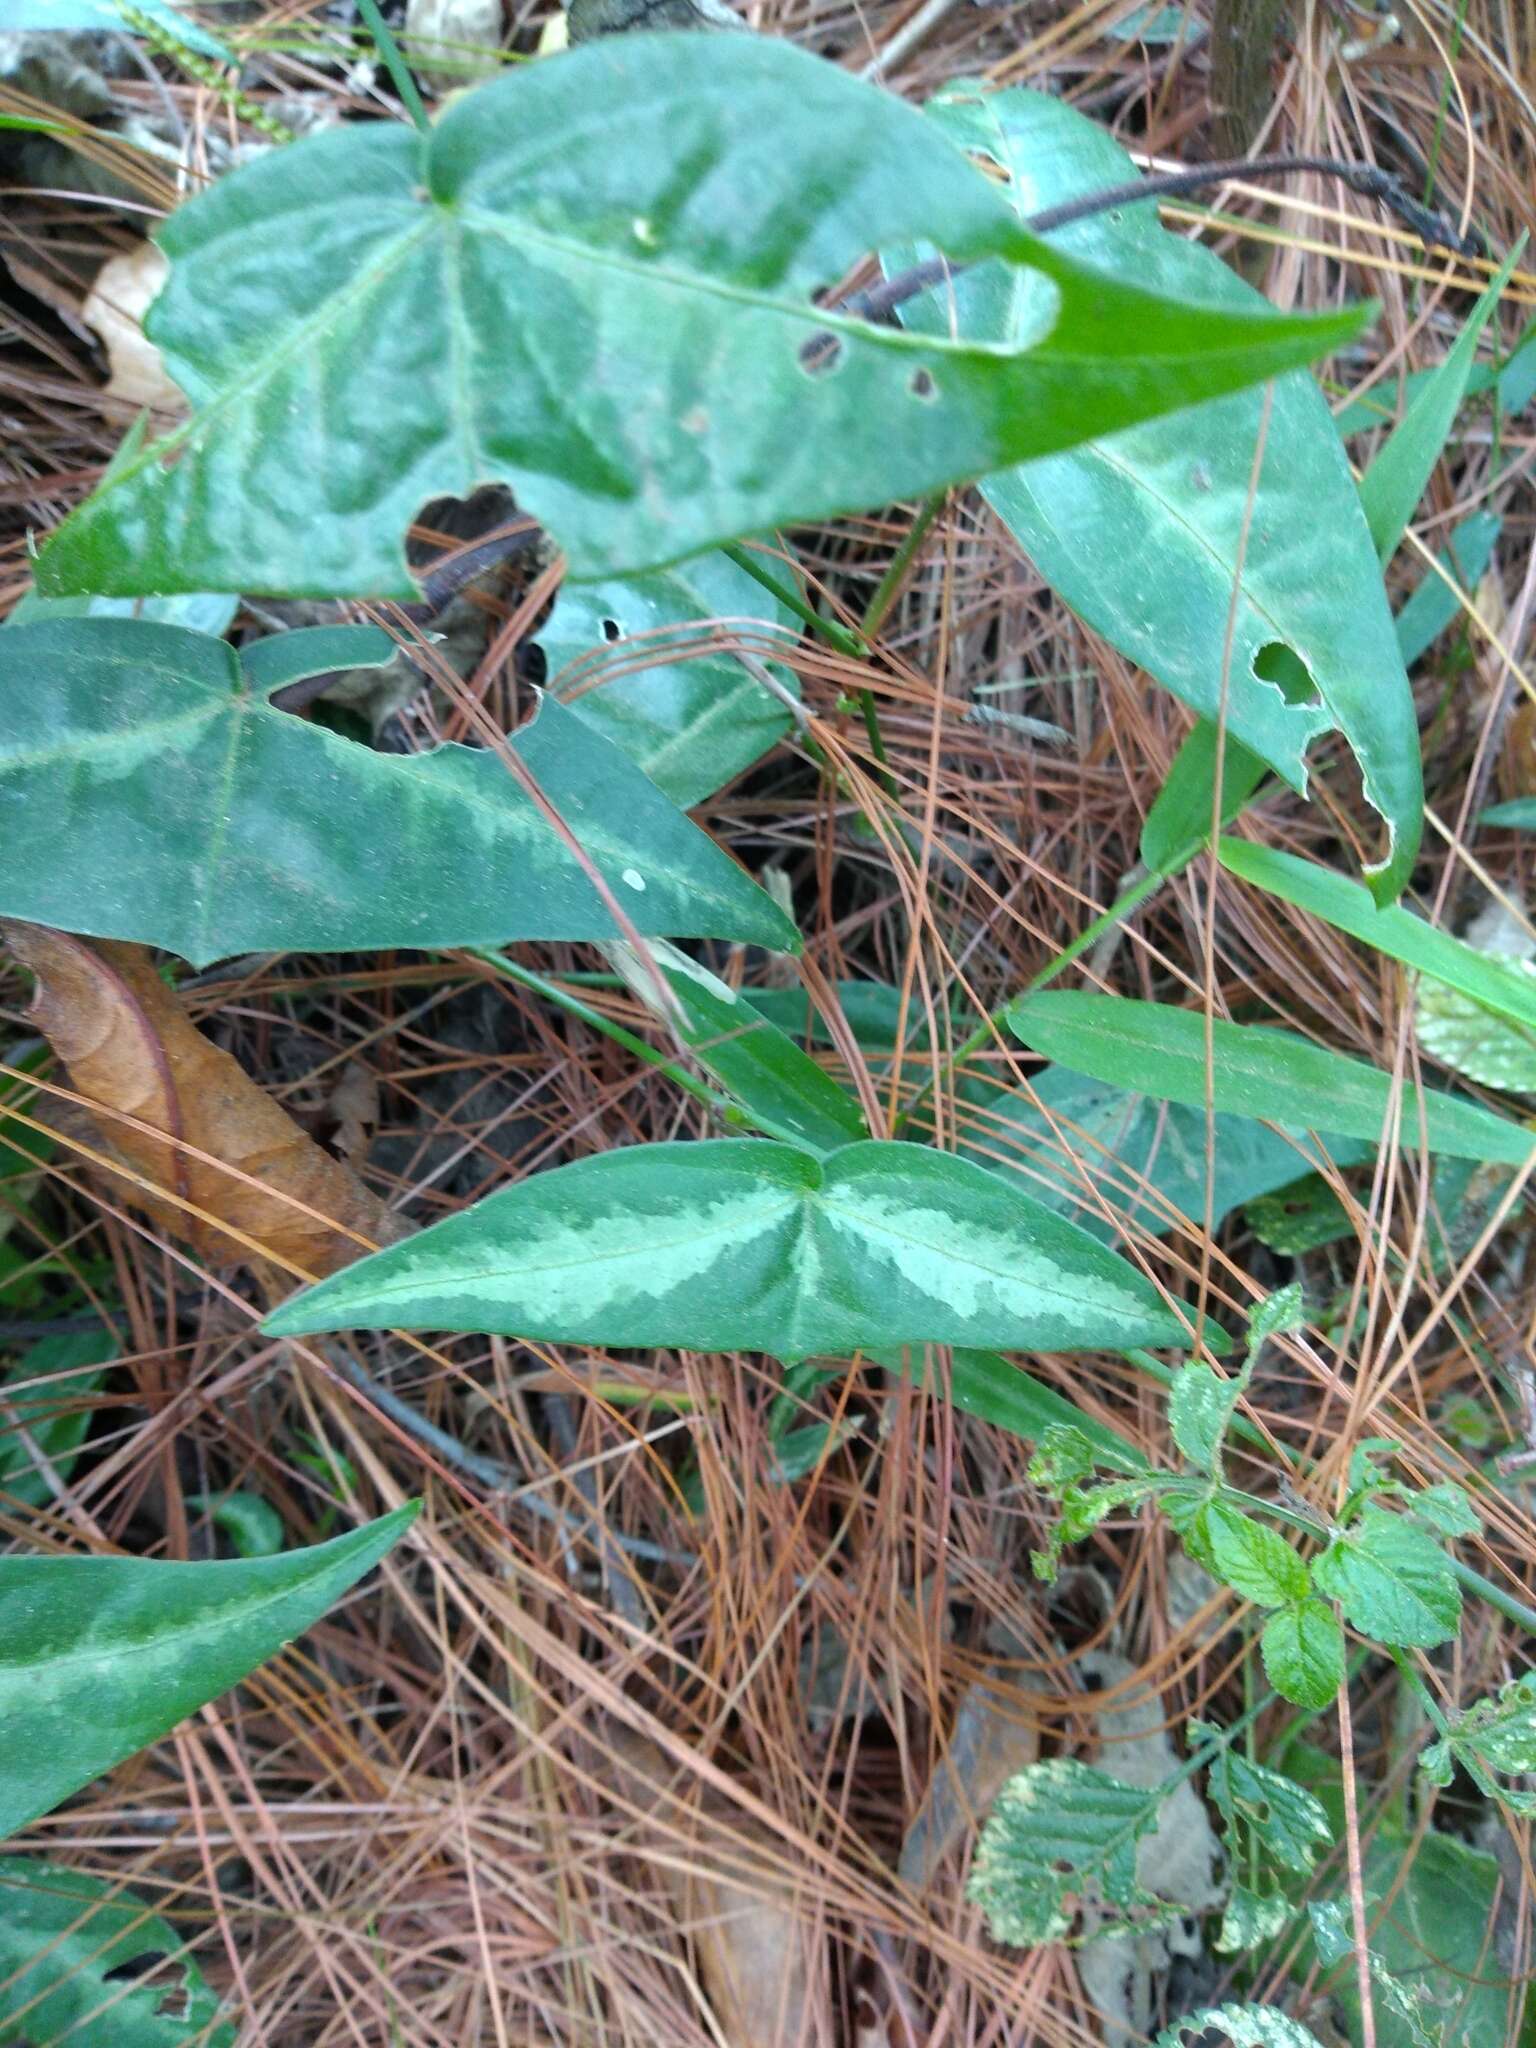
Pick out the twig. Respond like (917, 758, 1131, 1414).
(825, 152, 1483, 349)
(326, 1346, 694, 1569)
(544, 1392, 652, 1630)
(858, 0, 966, 77)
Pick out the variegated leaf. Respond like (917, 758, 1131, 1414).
(263, 1138, 1188, 1357)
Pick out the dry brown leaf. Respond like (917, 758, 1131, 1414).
(81, 242, 184, 415)
(603, 1727, 821, 2048)
(327, 1059, 382, 1171)
(897, 1669, 1038, 1893)
(4, 923, 404, 1280)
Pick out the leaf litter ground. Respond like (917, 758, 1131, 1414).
(1, 3, 1534, 2045)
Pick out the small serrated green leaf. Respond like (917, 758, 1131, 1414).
(1412, 1480, 1479, 1538)
(1312, 1508, 1461, 1648)
(1169, 1363, 1235, 1472)
(1169, 1285, 1302, 1473)
(1006, 991, 1536, 1166)
(1260, 1600, 1345, 1708)
(1206, 1744, 1332, 1875)
(1309, 1901, 1439, 2048)
(1415, 970, 1536, 1093)
(967, 1759, 1161, 1945)
(1216, 1883, 1294, 1953)
(1418, 1672, 1536, 1804)
(1247, 1282, 1308, 1349)
(1201, 1502, 1310, 1608)
(1154, 2001, 1329, 2047)
(1028, 1424, 1100, 1493)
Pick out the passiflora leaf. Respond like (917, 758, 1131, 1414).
(0, 1857, 235, 2048)
(605, 940, 868, 1152)
(1139, 721, 1272, 876)
(538, 549, 801, 807)
(35, 37, 1367, 602)
(1006, 991, 1536, 1166)
(262, 1138, 1189, 1356)
(1355, 243, 1523, 563)
(957, 1062, 1372, 1243)
(1221, 838, 1536, 1043)
(0, 1504, 417, 1839)
(0, 618, 795, 965)
(898, 84, 1418, 900)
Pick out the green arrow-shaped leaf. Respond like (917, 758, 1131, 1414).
(538, 548, 801, 807)
(895, 84, 1418, 899)
(0, 1505, 417, 1839)
(0, 1857, 234, 2047)
(35, 37, 1367, 602)
(0, 617, 794, 966)
(1005, 991, 1536, 1165)
(262, 1137, 1188, 1356)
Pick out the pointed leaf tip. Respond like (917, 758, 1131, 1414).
(0, 1504, 418, 1838)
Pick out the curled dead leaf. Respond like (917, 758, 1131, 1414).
(327, 1059, 382, 1171)
(4, 923, 404, 1282)
(81, 242, 184, 415)
(603, 1726, 822, 2048)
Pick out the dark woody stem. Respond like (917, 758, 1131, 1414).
(830, 150, 1482, 334)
